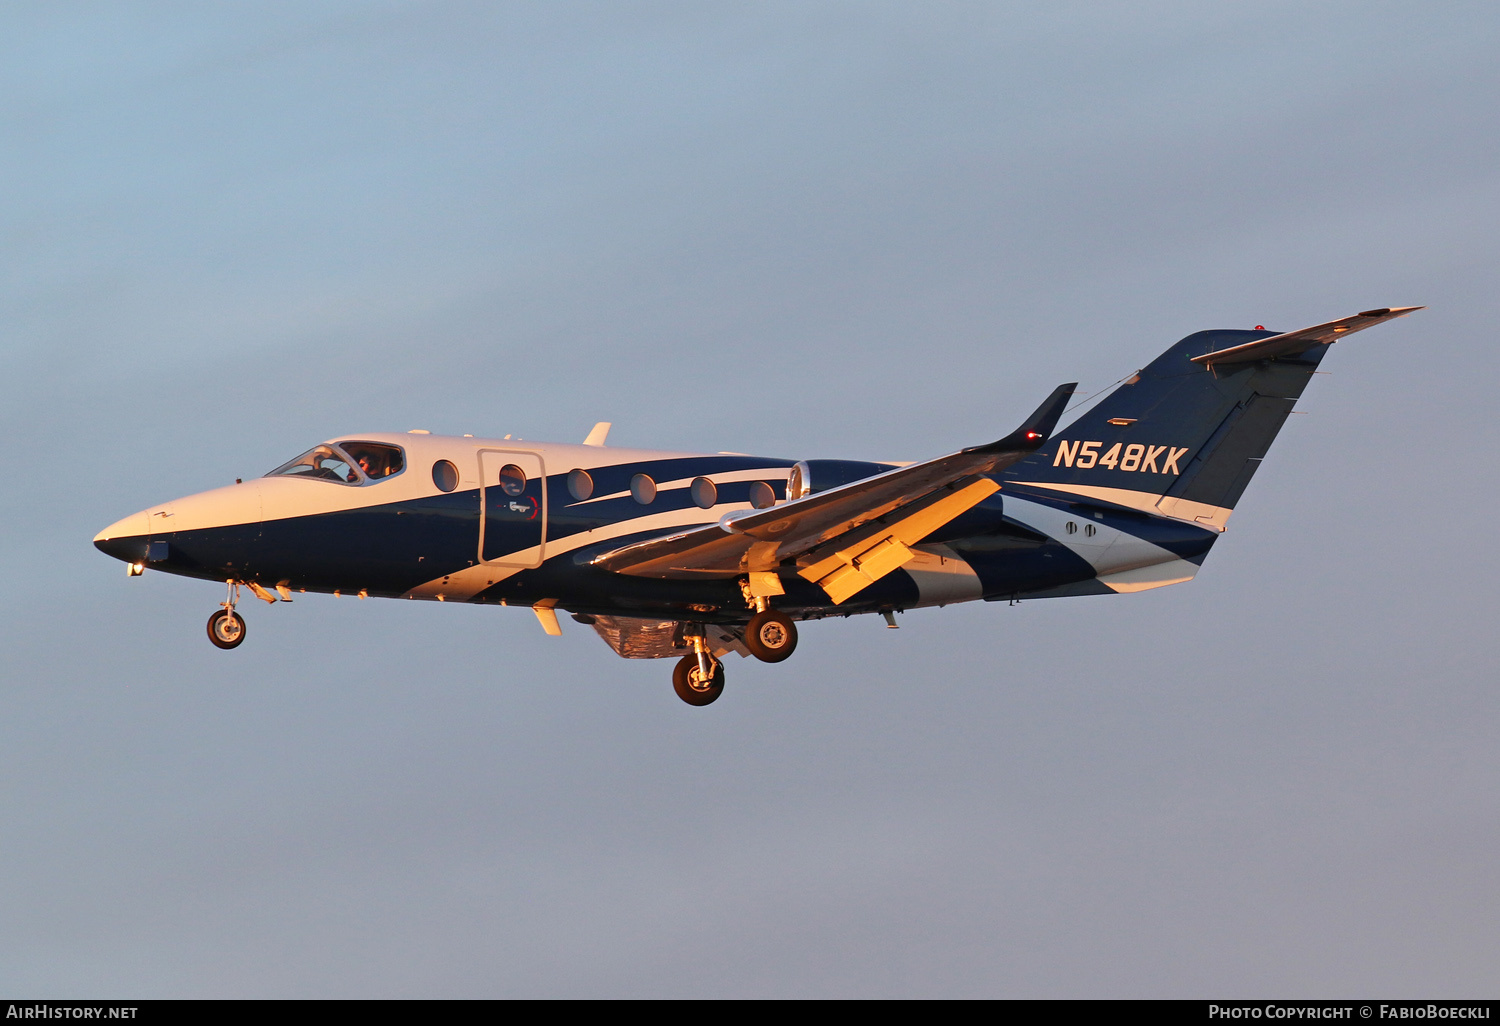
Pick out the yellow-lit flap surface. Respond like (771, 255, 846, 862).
(799, 477, 998, 604)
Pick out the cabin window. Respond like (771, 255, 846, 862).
(265, 444, 361, 484)
(749, 481, 776, 509)
(567, 469, 594, 501)
(499, 464, 527, 497)
(337, 441, 405, 482)
(690, 477, 717, 509)
(631, 473, 657, 505)
(432, 460, 459, 492)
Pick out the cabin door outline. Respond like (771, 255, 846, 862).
(477, 449, 547, 567)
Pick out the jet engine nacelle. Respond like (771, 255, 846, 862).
(787, 459, 903, 500)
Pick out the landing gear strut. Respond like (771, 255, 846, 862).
(673, 631, 724, 706)
(207, 580, 247, 650)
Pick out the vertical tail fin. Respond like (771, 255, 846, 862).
(1005, 309, 1419, 529)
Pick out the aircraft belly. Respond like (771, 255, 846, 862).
(958, 538, 1099, 599)
(473, 562, 750, 614)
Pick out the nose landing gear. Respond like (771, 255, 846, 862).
(208, 608, 246, 649)
(672, 653, 724, 705)
(207, 580, 247, 650)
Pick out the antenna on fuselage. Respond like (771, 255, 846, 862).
(583, 422, 612, 446)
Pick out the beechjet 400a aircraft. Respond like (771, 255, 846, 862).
(95, 307, 1420, 705)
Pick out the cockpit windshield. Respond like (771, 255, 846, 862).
(264, 441, 406, 485)
(265, 444, 362, 484)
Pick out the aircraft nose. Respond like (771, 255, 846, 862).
(93, 510, 150, 563)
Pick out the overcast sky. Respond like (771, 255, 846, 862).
(2, 1, 1497, 998)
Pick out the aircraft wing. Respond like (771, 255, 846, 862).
(589, 383, 1075, 602)
(1191, 306, 1424, 367)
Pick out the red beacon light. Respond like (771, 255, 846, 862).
(1254, 325, 1265, 330)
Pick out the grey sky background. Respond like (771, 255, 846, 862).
(2, 1, 1496, 997)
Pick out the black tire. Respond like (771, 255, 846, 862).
(207, 609, 246, 650)
(672, 654, 724, 706)
(744, 609, 797, 663)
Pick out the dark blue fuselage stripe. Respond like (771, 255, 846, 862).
(96, 454, 1218, 618)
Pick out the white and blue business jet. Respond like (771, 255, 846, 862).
(95, 307, 1419, 705)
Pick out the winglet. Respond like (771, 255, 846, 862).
(583, 422, 612, 446)
(968, 382, 1078, 455)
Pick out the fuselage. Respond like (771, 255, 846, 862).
(93, 430, 1218, 624)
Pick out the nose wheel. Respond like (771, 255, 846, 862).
(208, 608, 246, 649)
(207, 580, 247, 649)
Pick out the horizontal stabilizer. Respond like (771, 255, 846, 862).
(1191, 306, 1422, 367)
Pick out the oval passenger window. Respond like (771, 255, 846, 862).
(499, 464, 527, 497)
(568, 469, 594, 501)
(749, 481, 776, 509)
(432, 460, 459, 493)
(690, 477, 717, 509)
(630, 473, 657, 505)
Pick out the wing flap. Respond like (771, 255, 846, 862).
(1190, 306, 1423, 367)
(797, 476, 999, 603)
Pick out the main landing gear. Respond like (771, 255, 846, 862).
(207, 581, 247, 650)
(744, 608, 797, 663)
(671, 604, 801, 706)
